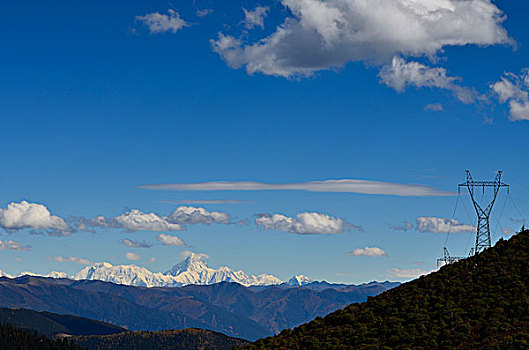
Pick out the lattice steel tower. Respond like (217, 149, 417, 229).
(458, 171, 509, 255)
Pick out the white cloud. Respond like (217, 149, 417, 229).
(196, 8, 214, 18)
(212, 0, 510, 78)
(54, 256, 91, 265)
(416, 216, 475, 233)
(0, 201, 71, 235)
(501, 227, 515, 236)
(94, 209, 183, 232)
(255, 212, 355, 234)
(157, 233, 186, 246)
(168, 206, 230, 225)
(379, 57, 481, 104)
(348, 247, 387, 257)
(140, 178, 453, 197)
(181, 250, 209, 259)
(114, 209, 183, 232)
(0, 240, 31, 252)
(424, 103, 444, 112)
(122, 239, 152, 248)
(161, 200, 247, 204)
(389, 267, 431, 279)
(390, 221, 414, 232)
(136, 9, 189, 34)
(242, 6, 269, 29)
(78, 207, 230, 233)
(491, 70, 529, 121)
(126, 252, 141, 261)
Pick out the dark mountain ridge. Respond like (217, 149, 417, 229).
(0, 307, 125, 337)
(246, 229, 529, 349)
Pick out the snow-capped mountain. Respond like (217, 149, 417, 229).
(45, 271, 68, 279)
(287, 274, 312, 286)
(74, 262, 179, 287)
(72, 253, 283, 287)
(0, 269, 12, 278)
(164, 253, 282, 286)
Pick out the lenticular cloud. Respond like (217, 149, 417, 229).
(212, 0, 511, 77)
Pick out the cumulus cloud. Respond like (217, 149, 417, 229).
(122, 239, 152, 248)
(54, 256, 91, 265)
(424, 103, 444, 112)
(168, 206, 230, 225)
(78, 207, 231, 233)
(114, 210, 183, 232)
(80, 209, 183, 232)
(379, 57, 482, 104)
(161, 200, 247, 204)
(491, 70, 529, 121)
(136, 9, 189, 34)
(348, 246, 387, 257)
(390, 221, 414, 232)
(212, 0, 510, 78)
(0, 240, 31, 251)
(0, 201, 71, 235)
(389, 267, 431, 279)
(255, 212, 359, 234)
(416, 216, 475, 233)
(140, 179, 453, 197)
(157, 233, 186, 246)
(126, 252, 141, 261)
(242, 6, 269, 29)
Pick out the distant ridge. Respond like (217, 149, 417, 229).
(246, 229, 529, 349)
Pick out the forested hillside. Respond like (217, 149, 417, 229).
(0, 323, 82, 350)
(72, 328, 247, 350)
(246, 230, 529, 349)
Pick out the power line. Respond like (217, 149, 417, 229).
(443, 193, 460, 247)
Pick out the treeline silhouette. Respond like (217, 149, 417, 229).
(72, 328, 247, 349)
(0, 323, 82, 350)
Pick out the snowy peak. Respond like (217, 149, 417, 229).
(287, 275, 312, 286)
(69, 254, 283, 287)
(0, 269, 13, 278)
(45, 271, 68, 279)
(74, 262, 178, 288)
(166, 253, 209, 276)
(2, 255, 304, 288)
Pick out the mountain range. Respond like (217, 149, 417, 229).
(0, 274, 398, 340)
(2, 253, 308, 288)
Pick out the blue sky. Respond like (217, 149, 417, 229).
(0, 0, 528, 283)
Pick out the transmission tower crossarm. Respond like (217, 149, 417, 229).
(457, 170, 510, 256)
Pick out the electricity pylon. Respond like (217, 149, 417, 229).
(458, 171, 509, 255)
(437, 247, 464, 267)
